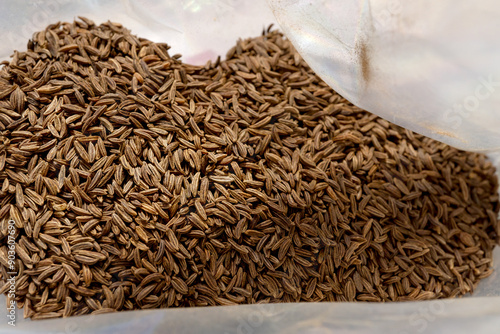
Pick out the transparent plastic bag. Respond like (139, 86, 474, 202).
(1, 1, 500, 333)
(0, 0, 276, 65)
(3, 292, 500, 334)
(268, 0, 500, 152)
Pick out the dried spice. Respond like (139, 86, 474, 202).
(0, 18, 498, 320)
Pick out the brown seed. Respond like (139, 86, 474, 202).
(171, 277, 189, 294)
(0, 18, 498, 321)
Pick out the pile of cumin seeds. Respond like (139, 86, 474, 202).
(0, 18, 499, 320)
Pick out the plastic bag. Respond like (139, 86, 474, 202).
(1, 1, 500, 333)
(0, 0, 276, 65)
(3, 291, 500, 334)
(268, 0, 500, 152)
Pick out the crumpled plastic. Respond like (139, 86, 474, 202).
(268, 0, 500, 152)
